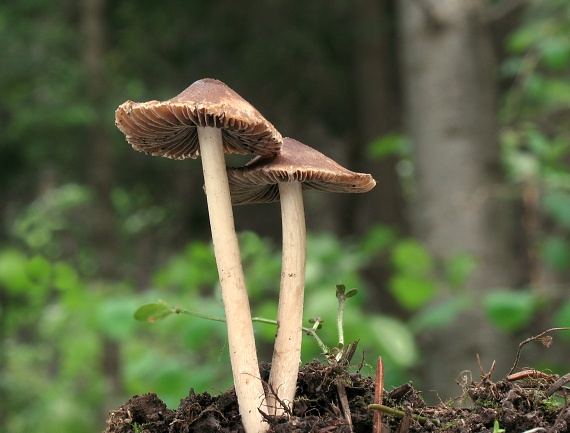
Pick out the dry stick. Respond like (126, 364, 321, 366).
(264, 381, 294, 418)
(508, 327, 570, 376)
(373, 357, 384, 433)
(336, 381, 353, 433)
(267, 182, 306, 416)
(507, 369, 552, 382)
(547, 372, 570, 397)
(198, 126, 267, 433)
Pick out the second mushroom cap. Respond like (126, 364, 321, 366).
(227, 137, 377, 205)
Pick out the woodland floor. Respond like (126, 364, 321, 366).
(104, 350, 570, 433)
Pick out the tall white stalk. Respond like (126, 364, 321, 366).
(267, 181, 306, 415)
(198, 126, 267, 433)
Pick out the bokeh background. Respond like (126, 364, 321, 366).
(2, 1, 570, 431)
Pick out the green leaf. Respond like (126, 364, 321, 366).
(507, 25, 538, 53)
(391, 239, 434, 275)
(367, 134, 408, 159)
(53, 262, 80, 292)
(483, 290, 536, 332)
(541, 237, 570, 270)
(389, 274, 436, 310)
(445, 252, 477, 289)
(98, 297, 140, 339)
(345, 289, 358, 298)
(152, 241, 217, 291)
(542, 191, 570, 230)
(134, 303, 173, 323)
(368, 315, 418, 368)
(409, 296, 469, 332)
(0, 249, 31, 293)
(494, 420, 506, 433)
(335, 283, 346, 298)
(525, 128, 550, 158)
(26, 255, 52, 285)
(358, 224, 397, 255)
(539, 37, 570, 71)
(553, 299, 570, 333)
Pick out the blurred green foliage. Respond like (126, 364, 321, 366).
(3, 215, 418, 430)
(3, 2, 570, 433)
(497, 1, 570, 330)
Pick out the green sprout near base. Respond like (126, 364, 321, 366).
(134, 283, 359, 364)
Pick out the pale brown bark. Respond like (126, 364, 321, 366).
(398, 0, 524, 400)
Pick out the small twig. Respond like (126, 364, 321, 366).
(398, 412, 411, 433)
(373, 357, 384, 433)
(263, 381, 294, 418)
(476, 353, 496, 379)
(508, 328, 570, 375)
(339, 340, 359, 365)
(336, 381, 353, 433)
(507, 369, 552, 382)
(547, 372, 570, 397)
(368, 404, 431, 425)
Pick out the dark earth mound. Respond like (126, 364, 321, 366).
(104, 359, 570, 433)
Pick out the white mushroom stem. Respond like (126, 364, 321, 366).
(197, 126, 267, 433)
(267, 181, 306, 416)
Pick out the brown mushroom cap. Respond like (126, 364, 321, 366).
(115, 78, 282, 159)
(228, 137, 376, 205)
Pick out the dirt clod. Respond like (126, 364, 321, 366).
(104, 361, 570, 433)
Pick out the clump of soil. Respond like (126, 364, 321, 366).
(104, 358, 570, 433)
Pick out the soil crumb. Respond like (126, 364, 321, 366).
(104, 360, 570, 433)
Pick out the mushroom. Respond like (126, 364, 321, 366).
(227, 137, 376, 415)
(115, 78, 282, 433)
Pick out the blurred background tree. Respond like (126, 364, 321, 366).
(1, 1, 570, 432)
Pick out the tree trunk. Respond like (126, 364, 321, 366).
(346, 0, 409, 315)
(346, 0, 406, 237)
(398, 0, 524, 400)
(82, 0, 124, 414)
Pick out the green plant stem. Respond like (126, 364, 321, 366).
(368, 404, 430, 424)
(305, 319, 330, 355)
(173, 306, 227, 322)
(175, 306, 330, 354)
(336, 296, 345, 361)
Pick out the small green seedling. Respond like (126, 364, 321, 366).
(493, 420, 506, 433)
(334, 284, 358, 361)
(134, 283, 361, 364)
(134, 300, 340, 360)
